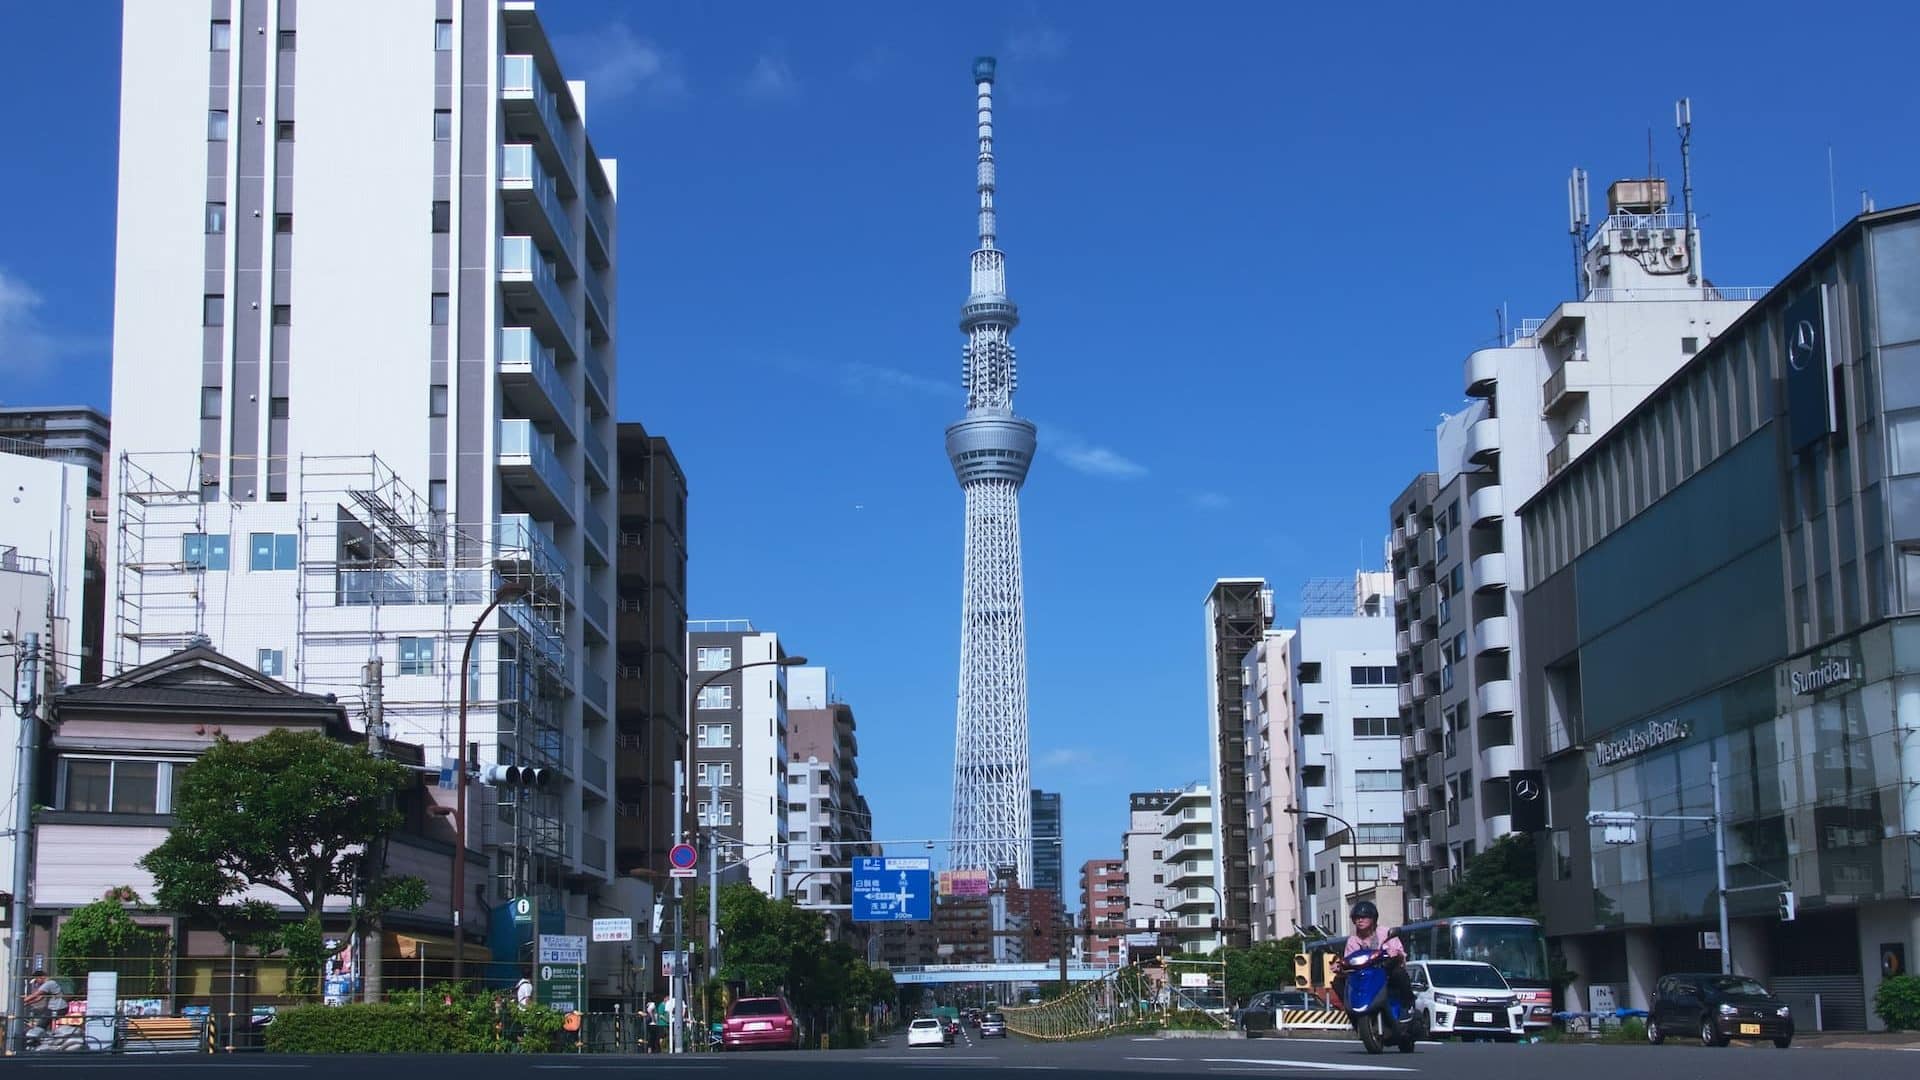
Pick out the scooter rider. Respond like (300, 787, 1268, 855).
(1332, 901, 1413, 1012)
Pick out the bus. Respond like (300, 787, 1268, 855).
(1298, 916, 1553, 1031)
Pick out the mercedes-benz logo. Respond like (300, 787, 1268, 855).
(1514, 777, 1539, 801)
(1788, 319, 1818, 372)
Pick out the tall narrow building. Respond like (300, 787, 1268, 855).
(1202, 579, 1272, 948)
(946, 56, 1038, 885)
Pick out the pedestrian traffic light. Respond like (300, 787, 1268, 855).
(651, 900, 666, 936)
(1292, 953, 1309, 988)
(1778, 890, 1796, 922)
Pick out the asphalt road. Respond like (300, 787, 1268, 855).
(6, 1029, 1917, 1078)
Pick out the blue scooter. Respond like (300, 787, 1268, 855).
(1343, 948, 1416, 1055)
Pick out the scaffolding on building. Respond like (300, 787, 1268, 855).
(112, 451, 213, 668)
(1298, 577, 1352, 619)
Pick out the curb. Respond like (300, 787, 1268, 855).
(1155, 1030, 1246, 1040)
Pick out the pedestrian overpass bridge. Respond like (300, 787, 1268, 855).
(886, 962, 1112, 985)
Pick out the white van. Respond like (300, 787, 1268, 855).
(1407, 960, 1527, 1041)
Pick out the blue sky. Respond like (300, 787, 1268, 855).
(5, 2, 1920, 892)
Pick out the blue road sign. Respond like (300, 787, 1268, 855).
(852, 856, 932, 922)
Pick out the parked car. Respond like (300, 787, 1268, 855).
(1407, 960, 1526, 1041)
(907, 1017, 948, 1048)
(720, 996, 801, 1051)
(1648, 973, 1793, 1048)
(979, 1011, 1008, 1038)
(1236, 989, 1332, 1031)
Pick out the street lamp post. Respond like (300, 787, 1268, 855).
(1285, 807, 1358, 937)
(451, 581, 529, 985)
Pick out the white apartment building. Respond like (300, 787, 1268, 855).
(1159, 783, 1221, 953)
(1294, 591, 1404, 937)
(1121, 790, 1177, 925)
(1241, 628, 1302, 941)
(1392, 176, 1759, 916)
(105, 1, 622, 946)
(689, 623, 790, 897)
(0, 449, 90, 690)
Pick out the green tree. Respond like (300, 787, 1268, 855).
(1433, 833, 1540, 919)
(54, 888, 170, 995)
(138, 729, 427, 991)
(1211, 937, 1302, 1002)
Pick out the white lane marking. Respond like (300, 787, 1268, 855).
(1203, 1058, 1418, 1072)
(1127, 1056, 1182, 1061)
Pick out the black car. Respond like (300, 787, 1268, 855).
(1236, 989, 1331, 1032)
(1648, 973, 1793, 1048)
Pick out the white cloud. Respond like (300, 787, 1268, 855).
(742, 53, 799, 100)
(849, 45, 899, 83)
(0, 268, 90, 379)
(1043, 427, 1148, 479)
(552, 22, 687, 105)
(839, 362, 950, 400)
(1038, 747, 1094, 768)
(1005, 25, 1067, 62)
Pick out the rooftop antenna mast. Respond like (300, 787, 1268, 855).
(1567, 167, 1590, 299)
(1676, 97, 1699, 287)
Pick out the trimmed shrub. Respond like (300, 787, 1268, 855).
(264, 1004, 472, 1053)
(1875, 974, 1920, 1032)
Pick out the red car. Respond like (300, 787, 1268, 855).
(721, 996, 801, 1051)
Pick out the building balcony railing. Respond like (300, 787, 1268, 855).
(497, 419, 575, 522)
(583, 428, 611, 492)
(1465, 348, 1500, 398)
(581, 669, 610, 723)
(583, 268, 611, 343)
(495, 512, 567, 580)
(499, 237, 577, 361)
(1467, 415, 1500, 464)
(582, 589, 609, 644)
(581, 832, 607, 872)
(1547, 429, 1596, 477)
(499, 144, 579, 280)
(1476, 678, 1516, 718)
(500, 55, 578, 196)
(497, 327, 576, 437)
(1541, 360, 1590, 417)
(1468, 484, 1503, 528)
(581, 743, 609, 793)
(584, 192, 611, 269)
(582, 500, 610, 567)
(1471, 552, 1508, 593)
(1480, 741, 1520, 781)
(582, 348, 611, 417)
(1473, 614, 1512, 655)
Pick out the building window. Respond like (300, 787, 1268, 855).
(696, 723, 733, 749)
(1354, 769, 1400, 792)
(1438, 595, 1452, 625)
(269, 397, 289, 420)
(1449, 565, 1465, 593)
(434, 19, 454, 50)
(204, 295, 224, 325)
(1436, 530, 1449, 561)
(61, 758, 181, 815)
(697, 761, 733, 788)
(208, 110, 228, 140)
(272, 304, 292, 326)
(182, 533, 230, 570)
(399, 637, 435, 675)
(429, 384, 448, 417)
(210, 20, 231, 50)
(697, 801, 734, 826)
(1349, 666, 1395, 686)
(249, 532, 298, 570)
(1356, 823, 1403, 845)
(1351, 716, 1403, 738)
(432, 200, 450, 233)
(696, 647, 734, 672)
(276, 120, 295, 142)
(1682, 336, 1699, 355)
(696, 685, 733, 710)
(274, 213, 293, 234)
(206, 202, 226, 234)
(434, 109, 453, 140)
(428, 480, 447, 513)
(200, 388, 222, 419)
(1441, 663, 1454, 691)
(278, 29, 296, 50)
(256, 649, 286, 677)
(431, 293, 449, 325)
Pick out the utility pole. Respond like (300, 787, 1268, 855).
(670, 762, 684, 1054)
(1588, 758, 1736, 976)
(7, 633, 43, 1055)
(362, 659, 386, 1002)
(707, 781, 720, 994)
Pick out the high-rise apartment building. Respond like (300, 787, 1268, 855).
(1121, 789, 1177, 921)
(1202, 579, 1271, 947)
(786, 666, 877, 939)
(1294, 579, 1403, 936)
(1241, 627, 1301, 941)
(613, 423, 686, 881)
(687, 622, 790, 896)
(1030, 789, 1062, 901)
(1392, 174, 1756, 917)
(1159, 783, 1221, 953)
(0, 406, 110, 499)
(1078, 857, 1125, 967)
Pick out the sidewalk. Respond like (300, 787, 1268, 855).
(1795, 1030, 1920, 1050)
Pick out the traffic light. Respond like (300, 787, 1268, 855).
(1778, 890, 1796, 922)
(483, 764, 552, 787)
(1317, 951, 1337, 988)
(1292, 953, 1310, 988)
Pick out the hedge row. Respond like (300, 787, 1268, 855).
(264, 993, 566, 1054)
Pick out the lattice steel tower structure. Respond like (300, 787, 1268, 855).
(946, 56, 1037, 886)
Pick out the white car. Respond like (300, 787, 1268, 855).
(906, 1017, 948, 1048)
(1408, 960, 1527, 1041)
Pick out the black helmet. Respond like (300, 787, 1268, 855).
(1350, 900, 1379, 921)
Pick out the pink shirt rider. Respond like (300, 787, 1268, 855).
(1342, 929, 1405, 961)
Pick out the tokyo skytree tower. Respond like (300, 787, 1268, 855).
(946, 56, 1037, 886)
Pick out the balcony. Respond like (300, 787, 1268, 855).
(1468, 484, 1503, 528)
(500, 55, 578, 197)
(1398, 682, 1414, 710)
(498, 419, 575, 522)
(1417, 786, 1433, 812)
(1392, 522, 1407, 551)
(1471, 552, 1508, 593)
(1412, 728, 1431, 756)
(1476, 678, 1516, 717)
(1467, 416, 1501, 464)
(1464, 348, 1501, 397)
(1166, 890, 1214, 913)
(582, 588, 609, 644)
(1394, 578, 1410, 607)
(581, 832, 607, 872)
(1483, 812, 1513, 837)
(582, 348, 611, 417)
(580, 743, 609, 794)
(1473, 614, 1512, 655)
(1168, 861, 1214, 886)
(583, 268, 611, 343)
(1480, 741, 1520, 780)
(499, 237, 577, 361)
(499, 144, 579, 280)
(1395, 629, 1411, 656)
(584, 189, 611, 268)
(1402, 788, 1420, 815)
(496, 512, 566, 578)
(1407, 563, 1428, 590)
(1541, 358, 1591, 416)
(1547, 429, 1596, 477)
(583, 428, 611, 492)
(1409, 618, 1429, 646)
(582, 500, 610, 566)
(497, 327, 576, 436)
(581, 668, 610, 723)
